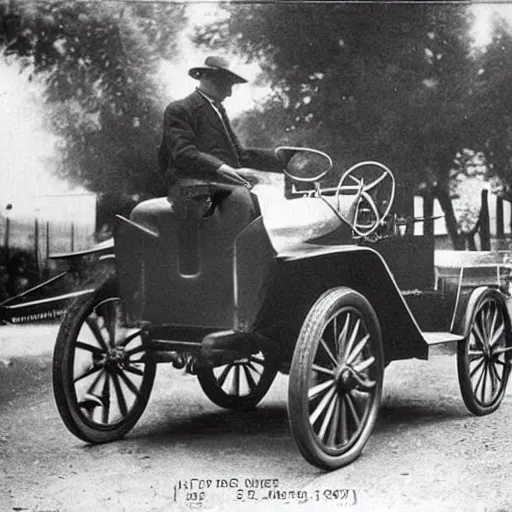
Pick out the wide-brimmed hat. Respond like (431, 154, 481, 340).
(188, 56, 247, 84)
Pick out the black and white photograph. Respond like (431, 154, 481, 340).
(1, 1, 512, 511)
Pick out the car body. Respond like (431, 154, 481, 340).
(52, 147, 512, 470)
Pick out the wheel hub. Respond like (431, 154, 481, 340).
(103, 346, 128, 369)
(335, 366, 357, 392)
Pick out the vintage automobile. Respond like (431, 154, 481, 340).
(52, 147, 512, 470)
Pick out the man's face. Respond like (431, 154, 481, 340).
(204, 73, 236, 102)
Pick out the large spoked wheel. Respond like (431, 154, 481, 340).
(196, 352, 278, 412)
(335, 161, 395, 237)
(457, 288, 512, 416)
(52, 276, 156, 443)
(288, 287, 384, 470)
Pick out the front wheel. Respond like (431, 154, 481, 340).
(52, 276, 156, 443)
(288, 287, 384, 470)
(457, 288, 512, 416)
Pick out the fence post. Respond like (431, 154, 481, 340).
(423, 193, 434, 238)
(479, 189, 491, 251)
(34, 217, 39, 272)
(496, 196, 504, 239)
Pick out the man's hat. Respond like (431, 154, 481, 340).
(188, 56, 247, 84)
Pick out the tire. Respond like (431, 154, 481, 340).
(52, 276, 156, 443)
(288, 287, 383, 470)
(457, 287, 512, 416)
(196, 351, 278, 411)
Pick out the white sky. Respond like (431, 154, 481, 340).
(0, 58, 84, 218)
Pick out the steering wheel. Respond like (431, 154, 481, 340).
(335, 161, 395, 237)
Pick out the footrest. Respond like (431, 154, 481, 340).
(423, 331, 464, 357)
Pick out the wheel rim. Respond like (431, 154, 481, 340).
(70, 297, 151, 430)
(308, 307, 379, 456)
(467, 296, 511, 407)
(211, 352, 268, 398)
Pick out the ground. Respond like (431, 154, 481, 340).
(1, 323, 511, 512)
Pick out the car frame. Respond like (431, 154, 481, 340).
(51, 147, 512, 470)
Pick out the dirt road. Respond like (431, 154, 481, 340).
(0, 324, 511, 512)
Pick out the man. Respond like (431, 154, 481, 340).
(158, 55, 281, 219)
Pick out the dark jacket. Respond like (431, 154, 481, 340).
(158, 90, 280, 184)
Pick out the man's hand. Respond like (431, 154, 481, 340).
(217, 164, 252, 188)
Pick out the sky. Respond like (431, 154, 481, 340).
(0, 57, 86, 219)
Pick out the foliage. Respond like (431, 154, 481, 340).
(0, 1, 186, 196)
(449, 149, 490, 234)
(196, 3, 512, 247)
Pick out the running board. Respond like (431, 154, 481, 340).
(423, 331, 464, 357)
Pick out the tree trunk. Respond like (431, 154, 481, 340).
(479, 189, 491, 251)
(435, 186, 464, 250)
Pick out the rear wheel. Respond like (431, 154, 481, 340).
(288, 287, 383, 470)
(457, 288, 512, 416)
(52, 276, 156, 443)
(196, 352, 277, 411)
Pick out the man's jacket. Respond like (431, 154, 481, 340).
(158, 90, 281, 184)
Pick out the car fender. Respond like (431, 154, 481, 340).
(242, 244, 428, 364)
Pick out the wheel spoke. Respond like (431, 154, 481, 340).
(217, 364, 233, 388)
(352, 355, 375, 374)
(74, 365, 102, 384)
(124, 364, 144, 377)
(245, 361, 262, 376)
(250, 355, 265, 365)
(342, 319, 361, 364)
(337, 313, 351, 358)
(480, 364, 489, 403)
(332, 316, 339, 353)
(340, 396, 348, 445)
(346, 334, 370, 366)
(468, 349, 485, 360)
(308, 379, 335, 400)
(101, 373, 110, 423)
(86, 368, 105, 396)
(345, 392, 361, 429)
(489, 323, 505, 348)
(492, 346, 512, 356)
(125, 345, 146, 357)
(233, 364, 240, 396)
(119, 329, 143, 347)
(85, 317, 109, 352)
(312, 364, 335, 377)
(319, 338, 338, 367)
(488, 361, 499, 395)
(310, 386, 336, 426)
(469, 357, 485, 379)
(472, 320, 487, 349)
(75, 341, 105, 356)
(489, 361, 504, 383)
(111, 371, 128, 417)
(318, 393, 338, 441)
(117, 368, 141, 398)
(326, 397, 340, 447)
(488, 306, 498, 342)
(242, 364, 257, 392)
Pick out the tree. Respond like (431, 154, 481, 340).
(0, 1, 187, 198)
(195, 3, 494, 247)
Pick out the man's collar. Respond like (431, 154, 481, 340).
(196, 88, 221, 107)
